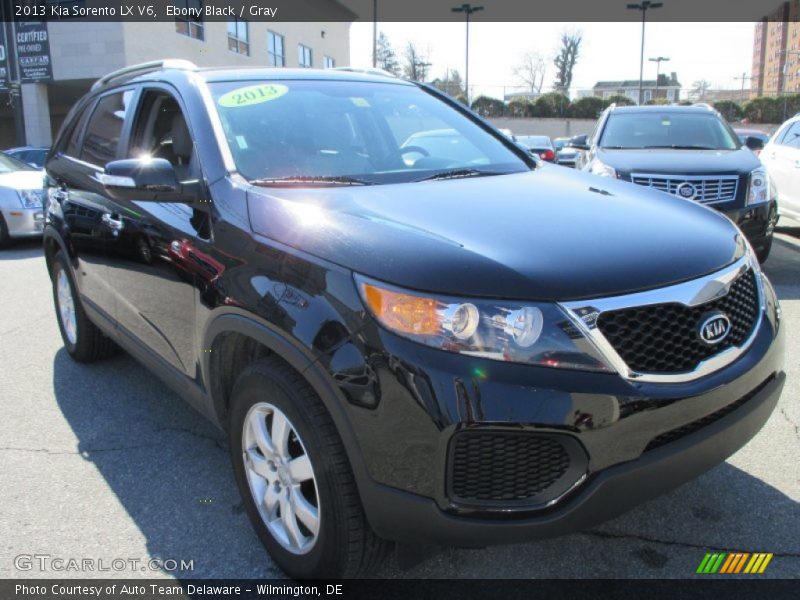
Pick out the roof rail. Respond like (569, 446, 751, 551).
(331, 66, 397, 78)
(692, 102, 713, 110)
(91, 59, 198, 91)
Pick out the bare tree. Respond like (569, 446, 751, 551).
(513, 52, 547, 94)
(690, 79, 711, 101)
(402, 42, 431, 82)
(553, 30, 583, 93)
(432, 69, 465, 97)
(375, 32, 401, 76)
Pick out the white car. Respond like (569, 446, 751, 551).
(760, 114, 800, 221)
(0, 152, 46, 248)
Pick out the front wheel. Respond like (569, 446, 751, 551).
(229, 357, 390, 578)
(51, 251, 118, 362)
(756, 237, 773, 264)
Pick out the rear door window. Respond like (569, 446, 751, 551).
(80, 90, 135, 166)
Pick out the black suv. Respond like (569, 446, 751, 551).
(43, 63, 784, 578)
(573, 104, 778, 262)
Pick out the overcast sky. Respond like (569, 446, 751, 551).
(350, 22, 756, 98)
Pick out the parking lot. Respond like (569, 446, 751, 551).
(0, 229, 798, 580)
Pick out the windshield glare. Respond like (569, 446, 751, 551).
(599, 112, 739, 150)
(210, 80, 529, 184)
(0, 152, 37, 174)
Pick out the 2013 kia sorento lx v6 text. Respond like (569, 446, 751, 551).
(43, 62, 784, 578)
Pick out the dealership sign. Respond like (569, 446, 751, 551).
(0, 26, 8, 90)
(15, 21, 52, 83)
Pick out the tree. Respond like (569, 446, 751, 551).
(402, 42, 431, 82)
(534, 92, 571, 117)
(553, 30, 583, 93)
(513, 52, 547, 95)
(569, 96, 605, 118)
(375, 32, 401, 76)
(603, 94, 635, 107)
(690, 79, 711, 101)
(507, 97, 535, 117)
(432, 69, 465, 97)
(713, 100, 742, 122)
(470, 95, 506, 117)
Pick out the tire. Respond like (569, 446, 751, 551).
(0, 214, 11, 249)
(51, 251, 118, 362)
(756, 237, 773, 264)
(229, 357, 390, 579)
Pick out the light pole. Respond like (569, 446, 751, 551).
(627, 2, 663, 105)
(648, 56, 669, 100)
(452, 3, 483, 104)
(372, 0, 377, 68)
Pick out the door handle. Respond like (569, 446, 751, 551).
(101, 213, 124, 231)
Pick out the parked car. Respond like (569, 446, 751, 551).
(759, 114, 800, 222)
(44, 62, 784, 578)
(0, 151, 45, 248)
(553, 136, 584, 168)
(4, 146, 50, 169)
(516, 135, 556, 162)
(734, 129, 770, 157)
(574, 104, 777, 262)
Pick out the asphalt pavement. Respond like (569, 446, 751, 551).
(0, 227, 798, 579)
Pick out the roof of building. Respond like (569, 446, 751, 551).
(594, 74, 681, 89)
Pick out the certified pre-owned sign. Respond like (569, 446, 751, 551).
(15, 21, 52, 83)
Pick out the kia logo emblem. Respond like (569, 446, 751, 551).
(698, 312, 731, 345)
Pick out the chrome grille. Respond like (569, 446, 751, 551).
(630, 173, 739, 204)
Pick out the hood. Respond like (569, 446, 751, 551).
(0, 170, 44, 191)
(596, 147, 759, 176)
(246, 169, 744, 301)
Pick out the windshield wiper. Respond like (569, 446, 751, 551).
(415, 169, 502, 182)
(642, 145, 716, 150)
(249, 175, 374, 187)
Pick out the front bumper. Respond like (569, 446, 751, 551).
(361, 370, 784, 546)
(723, 200, 777, 252)
(1, 207, 45, 238)
(325, 275, 784, 546)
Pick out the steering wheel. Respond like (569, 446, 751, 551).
(400, 145, 430, 158)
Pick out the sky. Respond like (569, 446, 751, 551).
(349, 22, 756, 99)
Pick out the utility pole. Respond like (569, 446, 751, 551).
(733, 72, 752, 104)
(372, 0, 377, 69)
(648, 56, 669, 100)
(779, 50, 800, 120)
(1, 1, 25, 146)
(452, 3, 484, 105)
(627, 1, 663, 105)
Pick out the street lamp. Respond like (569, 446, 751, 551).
(627, 1, 663, 105)
(452, 3, 484, 104)
(649, 56, 669, 100)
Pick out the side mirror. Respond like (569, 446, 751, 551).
(569, 134, 590, 150)
(99, 158, 188, 202)
(744, 136, 765, 152)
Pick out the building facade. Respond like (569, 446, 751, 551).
(1, 10, 352, 147)
(751, 1, 800, 97)
(591, 73, 681, 104)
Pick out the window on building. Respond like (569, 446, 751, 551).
(324, 56, 336, 69)
(227, 18, 249, 55)
(298, 44, 313, 68)
(267, 31, 285, 66)
(80, 90, 135, 166)
(643, 90, 652, 102)
(174, 0, 204, 41)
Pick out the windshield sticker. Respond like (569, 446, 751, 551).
(218, 84, 289, 108)
(350, 97, 370, 107)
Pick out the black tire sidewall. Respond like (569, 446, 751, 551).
(229, 366, 349, 578)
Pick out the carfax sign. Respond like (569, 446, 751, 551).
(15, 21, 52, 83)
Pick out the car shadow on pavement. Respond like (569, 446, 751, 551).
(52, 347, 800, 579)
(0, 239, 43, 260)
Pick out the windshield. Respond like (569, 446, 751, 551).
(598, 112, 739, 150)
(210, 80, 529, 184)
(0, 152, 37, 174)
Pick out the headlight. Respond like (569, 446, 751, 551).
(746, 167, 773, 206)
(590, 159, 616, 178)
(357, 277, 612, 372)
(18, 189, 44, 209)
